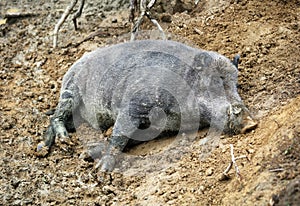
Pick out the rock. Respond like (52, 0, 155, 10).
(206, 167, 214, 176)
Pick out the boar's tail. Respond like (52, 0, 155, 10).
(232, 54, 240, 69)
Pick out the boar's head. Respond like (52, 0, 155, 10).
(225, 103, 257, 135)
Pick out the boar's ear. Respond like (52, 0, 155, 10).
(232, 54, 240, 69)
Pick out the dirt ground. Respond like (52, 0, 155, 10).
(0, 0, 299, 205)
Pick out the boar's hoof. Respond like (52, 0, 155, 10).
(98, 155, 116, 172)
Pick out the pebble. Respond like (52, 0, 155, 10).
(205, 167, 214, 176)
(199, 185, 205, 192)
(102, 185, 116, 195)
(218, 173, 231, 181)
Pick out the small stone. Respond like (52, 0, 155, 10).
(0, 18, 7, 25)
(2, 122, 13, 130)
(218, 173, 231, 181)
(111, 18, 117, 23)
(1, 117, 16, 130)
(102, 185, 116, 195)
(247, 148, 255, 154)
(24, 91, 34, 98)
(199, 185, 205, 192)
(206, 167, 214, 176)
(38, 96, 44, 102)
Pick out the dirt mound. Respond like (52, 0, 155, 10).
(0, 0, 299, 205)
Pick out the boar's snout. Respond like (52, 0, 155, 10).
(227, 104, 257, 134)
(240, 115, 257, 134)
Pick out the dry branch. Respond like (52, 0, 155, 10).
(53, 0, 85, 48)
(220, 144, 249, 181)
(72, 0, 85, 30)
(53, 0, 165, 47)
(130, 0, 165, 41)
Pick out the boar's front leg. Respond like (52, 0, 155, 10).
(37, 89, 78, 153)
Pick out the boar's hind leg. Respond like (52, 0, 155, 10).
(37, 89, 78, 152)
(99, 135, 129, 172)
(98, 115, 131, 172)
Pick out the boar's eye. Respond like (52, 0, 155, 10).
(233, 106, 242, 114)
(231, 104, 242, 115)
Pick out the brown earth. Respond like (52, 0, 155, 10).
(0, 0, 299, 205)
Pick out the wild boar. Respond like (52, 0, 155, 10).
(37, 40, 257, 171)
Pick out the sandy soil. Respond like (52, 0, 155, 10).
(0, 0, 299, 205)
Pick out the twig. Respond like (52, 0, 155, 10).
(53, 0, 78, 48)
(4, 11, 37, 18)
(129, 0, 137, 22)
(223, 161, 233, 175)
(53, 0, 85, 48)
(148, 15, 165, 39)
(221, 144, 249, 181)
(269, 168, 284, 172)
(68, 26, 130, 48)
(72, 0, 85, 30)
(230, 144, 241, 179)
(130, 0, 165, 41)
(147, 0, 157, 8)
(53, 0, 164, 47)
